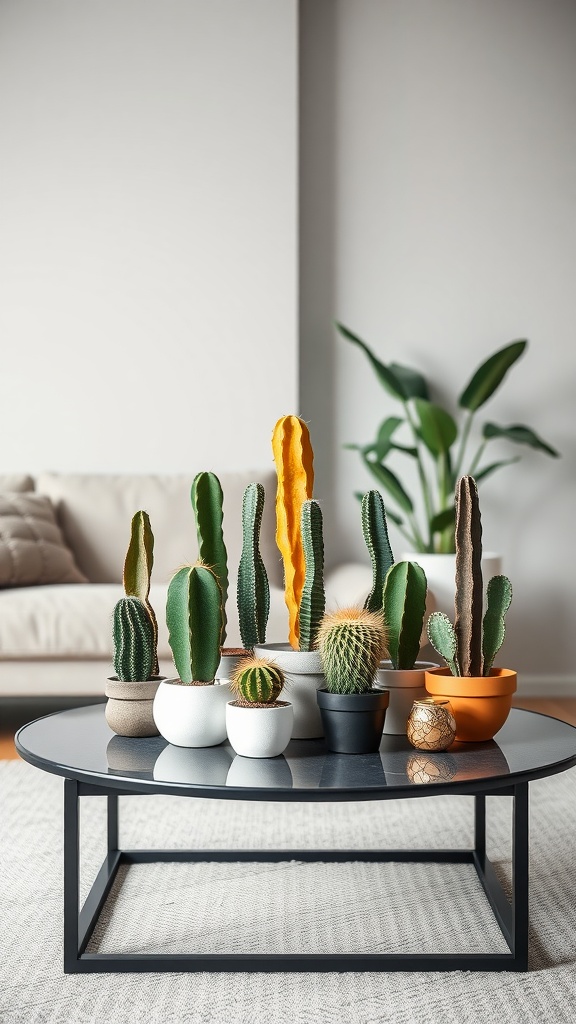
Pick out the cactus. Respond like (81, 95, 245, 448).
(191, 472, 228, 647)
(231, 656, 285, 705)
(427, 612, 461, 677)
(113, 596, 155, 682)
(122, 510, 159, 675)
(362, 490, 394, 613)
(383, 561, 427, 670)
(317, 607, 388, 694)
(482, 575, 513, 674)
(166, 563, 223, 684)
(298, 499, 326, 652)
(454, 475, 484, 677)
(272, 415, 314, 649)
(237, 482, 270, 649)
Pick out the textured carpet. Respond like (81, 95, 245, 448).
(1, 759, 576, 1024)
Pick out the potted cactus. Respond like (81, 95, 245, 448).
(152, 562, 230, 747)
(425, 475, 516, 741)
(316, 607, 389, 753)
(105, 511, 163, 737)
(237, 481, 270, 651)
(226, 657, 293, 758)
(255, 415, 327, 739)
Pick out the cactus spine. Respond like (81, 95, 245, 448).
(362, 490, 394, 613)
(272, 415, 314, 649)
(482, 575, 513, 674)
(317, 607, 388, 694)
(166, 563, 223, 684)
(113, 596, 155, 682)
(191, 472, 228, 647)
(454, 475, 483, 677)
(237, 482, 270, 649)
(122, 510, 159, 675)
(427, 611, 461, 677)
(298, 499, 325, 652)
(231, 657, 285, 705)
(383, 561, 427, 670)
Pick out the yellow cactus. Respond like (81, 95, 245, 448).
(272, 415, 315, 648)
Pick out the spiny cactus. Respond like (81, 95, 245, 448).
(191, 472, 228, 648)
(122, 510, 159, 675)
(482, 575, 513, 675)
(383, 561, 427, 670)
(272, 415, 314, 649)
(231, 657, 285, 705)
(298, 499, 325, 652)
(237, 482, 270, 649)
(317, 607, 388, 695)
(113, 596, 155, 682)
(166, 563, 223, 684)
(362, 490, 394, 613)
(454, 475, 483, 677)
(427, 611, 461, 677)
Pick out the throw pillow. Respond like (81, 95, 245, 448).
(0, 493, 88, 587)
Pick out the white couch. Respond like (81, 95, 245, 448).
(0, 471, 371, 697)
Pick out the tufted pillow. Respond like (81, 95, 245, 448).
(0, 494, 88, 587)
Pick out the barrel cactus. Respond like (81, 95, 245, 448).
(122, 510, 159, 675)
(382, 560, 427, 670)
(237, 482, 270, 649)
(166, 563, 224, 684)
(113, 596, 155, 682)
(317, 607, 388, 694)
(191, 472, 228, 647)
(231, 657, 285, 705)
(362, 490, 394, 614)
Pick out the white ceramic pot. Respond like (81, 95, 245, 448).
(226, 701, 294, 758)
(153, 742, 233, 784)
(253, 643, 325, 739)
(216, 648, 252, 681)
(400, 552, 501, 618)
(152, 678, 231, 747)
(374, 661, 439, 735)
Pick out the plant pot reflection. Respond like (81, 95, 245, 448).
(226, 754, 293, 789)
(153, 742, 233, 785)
(106, 734, 160, 775)
(320, 751, 386, 789)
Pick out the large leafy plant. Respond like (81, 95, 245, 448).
(338, 324, 559, 552)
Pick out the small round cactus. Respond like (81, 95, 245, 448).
(231, 657, 285, 705)
(317, 607, 388, 695)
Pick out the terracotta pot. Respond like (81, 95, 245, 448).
(425, 667, 517, 742)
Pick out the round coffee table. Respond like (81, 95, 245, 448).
(16, 704, 576, 974)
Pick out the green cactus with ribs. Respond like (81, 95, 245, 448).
(122, 509, 159, 675)
(231, 657, 285, 705)
(317, 607, 388, 695)
(298, 499, 326, 652)
(361, 489, 394, 614)
(113, 596, 156, 682)
(237, 482, 270, 649)
(191, 472, 228, 648)
(166, 563, 224, 684)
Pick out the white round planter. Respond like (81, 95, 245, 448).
(400, 552, 501, 618)
(153, 742, 233, 784)
(216, 648, 252, 681)
(226, 701, 294, 758)
(374, 661, 439, 735)
(152, 678, 230, 748)
(253, 643, 325, 739)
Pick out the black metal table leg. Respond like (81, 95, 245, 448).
(107, 792, 119, 854)
(511, 782, 529, 969)
(63, 778, 80, 972)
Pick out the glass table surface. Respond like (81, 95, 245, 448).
(15, 704, 576, 800)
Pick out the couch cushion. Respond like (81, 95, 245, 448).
(0, 494, 87, 587)
(0, 474, 34, 493)
(37, 471, 282, 587)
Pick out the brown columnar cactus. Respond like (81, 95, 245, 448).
(453, 475, 483, 677)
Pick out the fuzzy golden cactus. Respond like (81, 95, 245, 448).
(317, 607, 388, 694)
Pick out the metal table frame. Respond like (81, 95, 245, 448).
(63, 777, 529, 974)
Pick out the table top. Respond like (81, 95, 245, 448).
(15, 704, 576, 802)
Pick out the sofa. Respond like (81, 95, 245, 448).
(0, 471, 372, 697)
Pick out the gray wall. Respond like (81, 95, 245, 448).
(300, 0, 576, 688)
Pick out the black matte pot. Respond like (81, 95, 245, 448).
(316, 688, 390, 754)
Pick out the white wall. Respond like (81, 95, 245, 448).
(0, 0, 298, 473)
(300, 0, 576, 687)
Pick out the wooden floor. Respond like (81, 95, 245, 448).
(1, 696, 576, 760)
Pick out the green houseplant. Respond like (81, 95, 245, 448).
(152, 562, 230, 747)
(226, 656, 293, 758)
(338, 324, 559, 554)
(425, 475, 516, 742)
(105, 510, 163, 738)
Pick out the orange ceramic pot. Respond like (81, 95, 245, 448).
(424, 667, 517, 742)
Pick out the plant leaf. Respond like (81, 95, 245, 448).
(458, 340, 527, 411)
(430, 506, 456, 534)
(375, 416, 404, 460)
(473, 457, 520, 483)
(336, 323, 407, 400)
(413, 399, 458, 456)
(390, 442, 418, 457)
(361, 455, 414, 513)
(388, 363, 430, 400)
(482, 422, 559, 457)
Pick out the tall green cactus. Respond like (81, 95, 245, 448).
(427, 612, 461, 677)
(298, 499, 326, 652)
(122, 510, 159, 674)
(237, 483, 270, 649)
(482, 575, 513, 674)
(454, 475, 483, 677)
(191, 472, 228, 647)
(113, 596, 155, 682)
(232, 657, 285, 704)
(361, 490, 394, 613)
(382, 561, 427, 670)
(166, 563, 223, 684)
(317, 607, 388, 694)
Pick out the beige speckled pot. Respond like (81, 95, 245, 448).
(105, 676, 163, 737)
